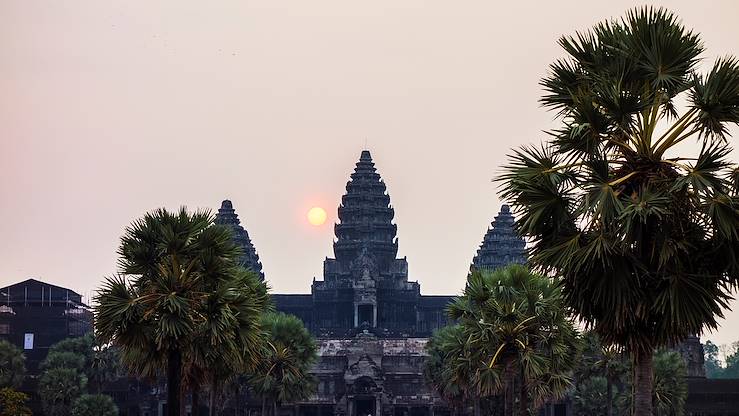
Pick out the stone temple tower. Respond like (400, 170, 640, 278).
(310, 150, 420, 337)
(472, 204, 526, 270)
(215, 200, 264, 281)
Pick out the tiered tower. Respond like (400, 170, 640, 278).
(311, 150, 419, 337)
(215, 200, 264, 280)
(333, 150, 398, 268)
(472, 204, 526, 271)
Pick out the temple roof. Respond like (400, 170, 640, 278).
(333, 150, 398, 264)
(215, 200, 264, 280)
(472, 204, 526, 271)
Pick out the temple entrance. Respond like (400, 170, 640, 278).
(355, 398, 375, 416)
(357, 304, 375, 327)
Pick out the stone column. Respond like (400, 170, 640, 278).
(354, 304, 359, 327)
(429, 404, 434, 416)
(348, 399, 354, 416)
(372, 305, 377, 327)
(375, 396, 382, 416)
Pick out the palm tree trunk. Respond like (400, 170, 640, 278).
(262, 397, 267, 416)
(273, 400, 278, 416)
(633, 349, 654, 416)
(209, 374, 217, 416)
(167, 349, 182, 416)
(504, 361, 515, 416)
(180, 386, 187, 416)
(473, 398, 481, 416)
(519, 366, 528, 416)
(606, 376, 613, 416)
(192, 388, 200, 416)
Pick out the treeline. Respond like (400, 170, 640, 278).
(93, 208, 317, 416)
(423, 265, 690, 416)
(705, 341, 739, 379)
(0, 208, 318, 416)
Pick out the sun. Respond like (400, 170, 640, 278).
(307, 207, 327, 226)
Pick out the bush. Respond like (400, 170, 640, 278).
(0, 387, 31, 416)
(0, 340, 26, 388)
(72, 394, 119, 416)
(38, 367, 87, 416)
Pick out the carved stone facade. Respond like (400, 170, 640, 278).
(300, 334, 444, 416)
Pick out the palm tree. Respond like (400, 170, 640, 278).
(572, 377, 609, 416)
(0, 340, 26, 388)
(498, 7, 739, 415)
(88, 344, 120, 394)
(192, 268, 269, 416)
(652, 351, 687, 416)
(94, 207, 269, 416)
(424, 325, 499, 416)
(574, 333, 628, 416)
(249, 312, 317, 416)
(449, 265, 579, 416)
(614, 350, 688, 416)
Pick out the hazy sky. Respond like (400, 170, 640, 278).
(2, 1, 738, 346)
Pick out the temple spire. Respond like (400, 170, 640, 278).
(472, 204, 526, 271)
(333, 150, 398, 265)
(215, 200, 265, 280)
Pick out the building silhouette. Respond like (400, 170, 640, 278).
(271, 150, 453, 340)
(0, 279, 91, 373)
(222, 150, 526, 416)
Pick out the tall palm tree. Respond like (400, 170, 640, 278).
(449, 265, 579, 416)
(498, 7, 739, 415)
(248, 312, 317, 416)
(594, 345, 627, 416)
(94, 207, 269, 416)
(614, 350, 688, 416)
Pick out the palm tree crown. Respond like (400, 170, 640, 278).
(448, 265, 579, 416)
(94, 207, 269, 416)
(498, 7, 739, 415)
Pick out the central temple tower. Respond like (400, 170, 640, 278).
(311, 150, 420, 337)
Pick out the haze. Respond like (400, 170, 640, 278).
(1, 0, 738, 347)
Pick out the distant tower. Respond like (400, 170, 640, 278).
(215, 200, 264, 281)
(472, 204, 526, 271)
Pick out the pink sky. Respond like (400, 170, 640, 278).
(1, 0, 738, 347)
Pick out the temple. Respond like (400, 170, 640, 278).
(272, 150, 453, 339)
(215, 199, 265, 280)
(218, 151, 717, 416)
(219, 151, 530, 416)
